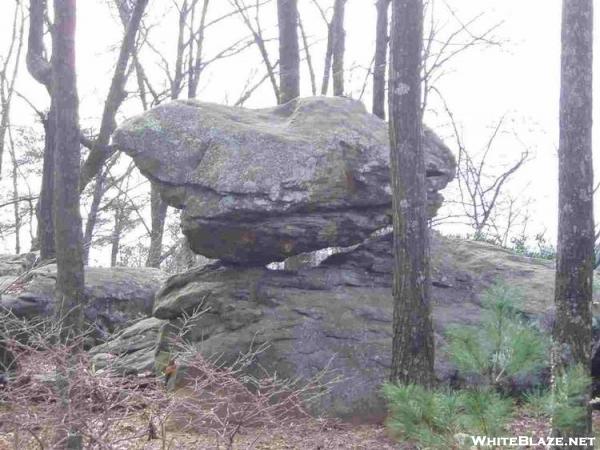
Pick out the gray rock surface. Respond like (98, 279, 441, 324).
(0, 264, 166, 337)
(0, 252, 36, 278)
(90, 317, 168, 373)
(93, 233, 566, 421)
(114, 97, 456, 264)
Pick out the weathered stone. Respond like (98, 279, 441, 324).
(97, 233, 568, 421)
(114, 97, 456, 264)
(0, 264, 166, 337)
(0, 252, 36, 277)
(90, 317, 168, 373)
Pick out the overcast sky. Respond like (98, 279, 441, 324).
(1, 0, 598, 261)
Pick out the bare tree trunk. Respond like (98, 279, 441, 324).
(331, 0, 347, 97)
(552, 0, 594, 442)
(27, 0, 55, 259)
(8, 131, 21, 254)
(82, 172, 106, 264)
(277, 0, 300, 103)
(188, 0, 210, 98)
(231, 0, 280, 102)
(112, 0, 169, 268)
(79, 0, 149, 191)
(373, 0, 390, 119)
(321, 21, 333, 95)
(388, 0, 434, 386)
(36, 112, 57, 259)
(0, 2, 24, 179)
(110, 209, 122, 267)
(52, 0, 85, 337)
(145, 184, 168, 268)
(298, 17, 316, 96)
(73, 0, 149, 263)
(172, 0, 188, 99)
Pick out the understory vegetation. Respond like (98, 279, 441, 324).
(383, 283, 592, 448)
(0, 311, 339, 449)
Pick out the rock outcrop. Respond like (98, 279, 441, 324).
(0, 253, 37, 291)
(0, 253, 36, 277)
(92, 233, 568, 421)
(0, 264, 166, 337)
(114, 97, 456, 264)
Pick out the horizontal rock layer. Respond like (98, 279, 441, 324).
(93, 233, 571, 421)
(0, 264, 166, 339)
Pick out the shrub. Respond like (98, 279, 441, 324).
(383, 283, 558, 448)
(511, 232, 556, 260)
(0, 310, 337, 449)
(445, 283, 548, 390)
(525, 364, 591, 434)
(382, 383, 461, 448)
(382, 384, 513, 448)
(456, 389, 513, 437)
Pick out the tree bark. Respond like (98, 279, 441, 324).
(110, 208, 122, 267)
(298, 17, 317, 96)
(0, 2, 25, 179)
(145, 184, 168, 268)
(232, 0, 280, 103)
(52, 0, 85, 336)
(79, 0, 149, 191)
(320, 21, 333, 95)
(277, 0, 300, 103)
(331, 0, 347, 97)
(188, 0, 210, 99)
(388, 0, 434, 386)
(552, 0, 594, 442)
(82, 172, 106, 264)
(27, 0, 55, 259)
(8, 132, 21, 254)
(373, 0, 390, 119)
(26, 0, 51, 90)
(36, 112, 57, 259)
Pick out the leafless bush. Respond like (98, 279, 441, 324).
(0, 310, 339, 449)
(0, 312, 166, 449)
(162, 338, 338, 449)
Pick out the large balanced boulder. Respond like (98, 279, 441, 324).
(0, 264, 166, 337)
(114, 97, 456, 264)
(93, 233, 571, 422)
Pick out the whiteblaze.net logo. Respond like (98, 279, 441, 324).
(469, 436, 596, 447)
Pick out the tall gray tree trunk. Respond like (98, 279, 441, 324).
(321, 22, 333, 95)
(82, 172, 105, 264)
(187, 0, 210, 99)
(298, 17, 317, 96)
(27, 0, 55, 259)
(331, 0, 347, 97)
(145, 184, 168, 268)
(52, 0, 85, 337)
(36, 112, 56, 259)
(79, 0, 149, 191)
(388, 0, 434, 386)
(110, 208, 122, 267)
(9, 138, 21, 254)
(277, 0, 300, 103)
(552, 0, 594, 442)
(373, 0, 390, 119)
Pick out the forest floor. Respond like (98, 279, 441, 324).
(2, 409, 597, 449)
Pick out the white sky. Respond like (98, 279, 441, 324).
(0, 0, 598, 262)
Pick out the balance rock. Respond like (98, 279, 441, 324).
(114, 97, 455, 264)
